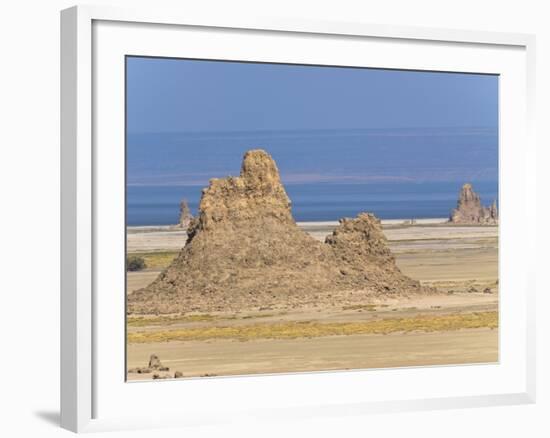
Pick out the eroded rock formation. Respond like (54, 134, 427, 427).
(449, 183, 498, 225)
(128, 149, 432, 314)
(127, 353, 169, 374)
(176, 199, 192, 228)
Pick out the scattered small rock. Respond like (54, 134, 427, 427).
(149, 354, 162, 369)
(174, 371, 183, 378)
(129, 354, 169, 376)
(483, 287, 492, 294)
(152, 373, 171, 380)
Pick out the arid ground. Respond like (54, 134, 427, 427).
(126, 219, 498, 380)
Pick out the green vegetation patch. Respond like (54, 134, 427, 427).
(126, 255, 146, 272)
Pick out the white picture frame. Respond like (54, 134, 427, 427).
(60, 4, 537, 433)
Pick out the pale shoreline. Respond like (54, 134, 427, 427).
(127, 217, 451, 233)
(126, 218, 498, 254)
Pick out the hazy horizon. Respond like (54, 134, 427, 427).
(127, 126, 498, 186)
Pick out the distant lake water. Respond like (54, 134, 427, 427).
(126, 181, 498, 226)
(126, 128, 498, 225)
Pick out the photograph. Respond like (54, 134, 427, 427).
(1, 0, 542, 435)
(124, 56, 499, 381)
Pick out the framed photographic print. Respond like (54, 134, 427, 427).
(61, 5, 536, 433)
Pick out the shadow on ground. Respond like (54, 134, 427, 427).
(34, 410, 59, 427)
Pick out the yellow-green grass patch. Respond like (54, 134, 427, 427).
(127, 311, 498, 344)
(127, 251, 179, 270)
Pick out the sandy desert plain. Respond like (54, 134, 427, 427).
(126, 218, 498, 380)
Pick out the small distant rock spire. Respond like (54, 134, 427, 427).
(177, 199, 192, 228)
(489, 200, 498, 221)
(449, 183, 498, 225)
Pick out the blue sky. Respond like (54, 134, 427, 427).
(126, 57, 498, 134)
(126, 57, 498, 185)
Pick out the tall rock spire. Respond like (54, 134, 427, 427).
(128, 149, 432, 315)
